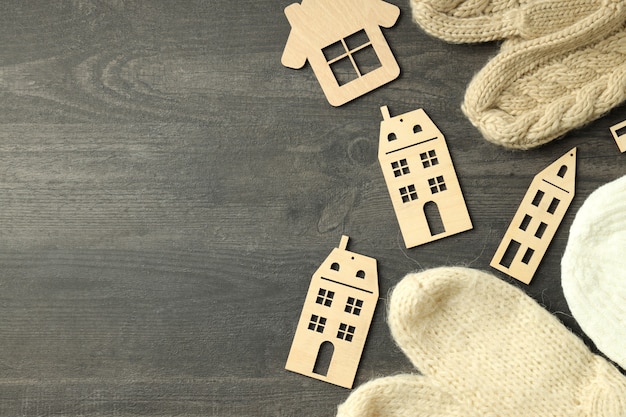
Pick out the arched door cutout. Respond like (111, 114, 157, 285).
(424, 201, 445, 236)
(312, 341, 334, 376)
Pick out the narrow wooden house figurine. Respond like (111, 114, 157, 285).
(281, 0, 400, 106)
(491, 148, 577, 284)
(286, 236, 378, 389)
(378, 106, 472, 248)
(610, 119, 626, 153)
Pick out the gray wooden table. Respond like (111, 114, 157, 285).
(0, 1, 624, 416)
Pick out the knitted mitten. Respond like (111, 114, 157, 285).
(562, 175, 626, 370)
(410, 0, 626, 149)
(411, 0, 603, 43)
(337, 267, 626, 417)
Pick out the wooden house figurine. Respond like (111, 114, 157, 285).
(610, 119, 626, 153)
(285, 236, 378, 389)
(281, 0, 400, 106)
(378, 106, 472, 248)
(491, 148, 577, 284)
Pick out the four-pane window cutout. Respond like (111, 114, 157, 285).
(323, 29, 382, 87)
(420, 150, 438, 168)
(399, 185, 418, 203)
(308, 315, 326, 333)
(392, 159, 410, 177)
(428, 176, 447, 194)
(337, 323, 356, 342)
(316, 288, 334, 307)
(345, 297, 363, 315)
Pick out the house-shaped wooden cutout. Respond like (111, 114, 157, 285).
(285, 236, 378, 389)
(610, 119, 626, 153)
(281, 0, 400, 106)
(491, 148, 577, 284)
(378, 106, 472, 248)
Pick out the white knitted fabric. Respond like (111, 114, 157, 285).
(410, 0, 626, 149)
(562, 175, 626, 370)
(337, 267, 626, 417)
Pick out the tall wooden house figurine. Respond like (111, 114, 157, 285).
(286, 236, 378, 389)
(378, 106, 472, 248)
(281, 0, 400, 106)
(491, 148, 577, 284)
(610, 119, 626, 153)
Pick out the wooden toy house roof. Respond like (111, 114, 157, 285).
(282, 0, 400, 69)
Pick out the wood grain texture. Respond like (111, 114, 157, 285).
(0, 1, 624, 416)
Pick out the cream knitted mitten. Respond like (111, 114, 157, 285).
(337, 267, 626, 417)
(410, 0, 626, 149)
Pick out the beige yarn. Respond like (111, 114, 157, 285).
(411, 0, 626, 149)
(337, 375, 475, 417)
(337, 267, 626, 417)
(411, 0, 604, 43)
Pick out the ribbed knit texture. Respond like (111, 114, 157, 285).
(337, 267, 626, 417)
(562, 175, 626, 370)
(410, 0, 626, 149)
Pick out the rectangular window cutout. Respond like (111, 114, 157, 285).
(519, 214, 532, 231)
(616, 125, 626, 138)
(535, 222, 548, 238)
(521, 247, 535, 265)
(499, 239, 521, 269)
(531, 190, 544, 207)
(547, 197, 560, 214)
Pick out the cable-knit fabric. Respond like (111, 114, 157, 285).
(411, 0, 604, 42)
(562, 175, 626, 370)
(410, 0, 626, 149)
(336, 267, 626, 417)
